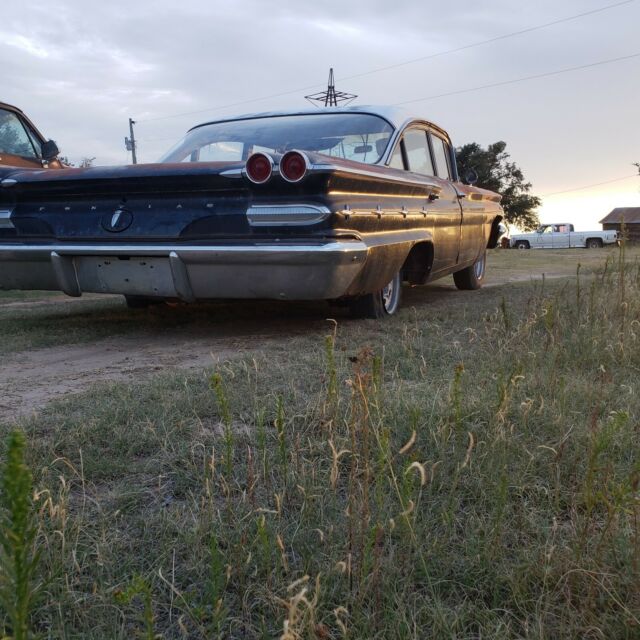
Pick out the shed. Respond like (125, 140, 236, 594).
(599, 208, 640, 242)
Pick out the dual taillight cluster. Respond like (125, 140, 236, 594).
(245, 151, 308, 185)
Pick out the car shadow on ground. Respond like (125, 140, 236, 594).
(13, 282, 467, 331)
(0, 281, 510, 421)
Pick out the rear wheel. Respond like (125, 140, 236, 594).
(453, 251, 486, 290)
(586, 238, 603, 249)
(515, 240, 530, 250)
(349, 270, 402, 319)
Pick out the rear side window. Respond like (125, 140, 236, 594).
(403, 129, 434, 176)
(389, 142, 404, 169)
(0, 109, 38, 158)
(430, 134, 452, 179)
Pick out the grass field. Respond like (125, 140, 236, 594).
(0, 246, 639, 638)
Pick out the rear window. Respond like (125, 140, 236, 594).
(161, 113, 394, 165)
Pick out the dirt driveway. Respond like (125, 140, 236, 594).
(0, 254, 594, 423)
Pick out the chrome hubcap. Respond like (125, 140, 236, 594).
(381, 274, 399, 313)
(382, 280, 394, 310)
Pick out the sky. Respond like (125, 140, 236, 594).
(2, 0, 639, 230)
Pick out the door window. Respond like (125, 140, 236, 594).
(430, 134, 452, 179)
(23, 123, 44, 158)
(0, 109, 38, 158)
(403, 129, 434, 176)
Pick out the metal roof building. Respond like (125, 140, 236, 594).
(600, 208, 640, 242)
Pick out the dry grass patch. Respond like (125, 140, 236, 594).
(0, 246, 639, 637)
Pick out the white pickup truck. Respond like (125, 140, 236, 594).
(510, 223, 618, 249)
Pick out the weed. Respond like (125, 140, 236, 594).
(0, 431, 41, 640)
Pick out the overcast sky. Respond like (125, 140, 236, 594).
(2, 0, 639, 229)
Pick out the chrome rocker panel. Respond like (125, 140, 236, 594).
(0, 241, 369, 302)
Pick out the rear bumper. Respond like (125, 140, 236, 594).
(0, 241, 369, 301)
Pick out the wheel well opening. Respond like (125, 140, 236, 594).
(402, 242, 434, 285)
(487, 215, 504, 249)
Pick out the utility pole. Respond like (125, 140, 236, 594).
(305, 68, 357, 107)
(125, 118, 137, 164)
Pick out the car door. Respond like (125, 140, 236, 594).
(0, 107, 43, 168)
(542, 226, 556, 248)
(393, 128, 461, 274)
(533, 226, 552, 248)
(435, 134, 484, 264)
(552, 224, 570, 248)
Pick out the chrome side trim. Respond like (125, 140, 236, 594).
(246, 204, 330, 226)
(0, 209, 14, 229)
(359, 228, 432, 248)
(0, 240, 362, 260)
(1, 179, 17, 188)
(219, 168, 243, 177)
(309, 162, 442, 194)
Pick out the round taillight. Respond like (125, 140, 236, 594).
(245, 153, 273, 184)
(280, 151, 308, 183)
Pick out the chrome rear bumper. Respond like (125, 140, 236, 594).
(0, 241, 369, 301)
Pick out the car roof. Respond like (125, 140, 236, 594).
(0, 101, 25, 115)
(189, 105, 451, 142)
(0, 101, 47, 143)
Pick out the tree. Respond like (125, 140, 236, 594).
(456, 141, 541, 230)
(57, 156, 95, 168)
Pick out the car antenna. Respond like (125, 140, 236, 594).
(305, 68, 357, 107)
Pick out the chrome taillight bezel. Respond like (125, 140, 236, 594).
(279, 150, 309, 183)
(245, 152, 275, 184)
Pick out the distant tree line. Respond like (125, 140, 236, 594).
(58, 156, 95, 168)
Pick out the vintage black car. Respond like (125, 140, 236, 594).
(0, 106, 503, 317)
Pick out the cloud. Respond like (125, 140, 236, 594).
(0, 0, 637, 227)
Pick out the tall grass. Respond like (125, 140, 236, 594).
(2, 248, 640, 638)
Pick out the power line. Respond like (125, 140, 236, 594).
(134, 0, 636, 124)
(339, 0, 637, 83)
(542, 173, 640, 198)
(136, 51, 640, 145)
(395, 52, 640, 106)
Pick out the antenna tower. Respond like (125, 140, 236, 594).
(305, 68, 357, 107)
